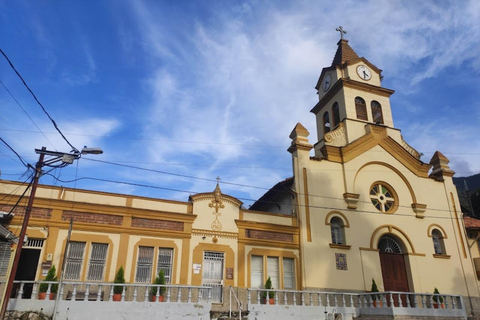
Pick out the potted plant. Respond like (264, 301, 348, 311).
(39, 265, 58, 300)
(262, 276, 275, 304)
(433, 287, 444, 309)
(113, 266, 125, 301)
(151, 269, 166, 302)
(371, 278, 382, 307)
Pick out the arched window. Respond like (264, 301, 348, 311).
(330, 217, 345, 245)
(432, 229, 446, 255)
(371, 100, 384, 124)
(332, 102, 340, 128)
(323, 111, 331, 133)
(355, 97, 368, 121)
(378, 235, 403, 253)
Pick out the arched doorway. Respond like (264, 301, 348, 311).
(378, 235, 410, 292)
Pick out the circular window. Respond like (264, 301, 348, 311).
(378, 235, 402, 254)
(370, 182, 397, 213)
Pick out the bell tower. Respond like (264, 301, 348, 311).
(311, 27, 397, 157)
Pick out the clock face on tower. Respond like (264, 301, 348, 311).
(356, 65, 372, 81)
(322, 74, 332, 92)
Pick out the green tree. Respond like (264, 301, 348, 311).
(39, 265, 58, 293)
(113, 266, 125, 294)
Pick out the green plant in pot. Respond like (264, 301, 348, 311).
(39, 265, 58, 300)
(433, 287, 444, 309)
(370, 278, 381, 307)
(262, 276, 274, 304)
(113, 266, 125, 301)
(151, 269, 166, 302)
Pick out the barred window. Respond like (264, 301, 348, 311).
(330, 217, 345, 245)
(371, 100, 384, 124)
(251, 255, 263, 289)
(87, 243, 108, 281)
(156, 248, 173, 284)
(267, 257, 279, 290)
(135, 246, 154, 283)
(0, 242, 11, 277)
(355, 97, 368, 121)
(283, 258, 295, 289)
(432, 229, 446, 255)
(65, 242, 86, 280)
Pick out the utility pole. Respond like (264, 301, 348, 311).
(0, 148, 45, 319)
(0, 146, 102, 319)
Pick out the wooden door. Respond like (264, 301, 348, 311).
(380, 252, 409, 292)
(380, 252, 409, 306)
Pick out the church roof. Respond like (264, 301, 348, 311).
(331, 39, 360, 66)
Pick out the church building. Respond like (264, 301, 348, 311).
(0, 31, 479, 318)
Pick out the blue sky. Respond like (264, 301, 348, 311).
(1, 1, 480, 207)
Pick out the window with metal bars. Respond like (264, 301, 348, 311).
(87, 243, 108, 281)
(0, 242, 11, 277)
(156, 248, 173, 284)
(64, 241, 86, 280)
(135, 246, 154, 283)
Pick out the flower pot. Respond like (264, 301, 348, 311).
(372, 300, 382, 307)
(261, 298, 274, 305)
(433, 303, 445, 309)
(38, 292, 55, 300)
(113, 293, 122, 301)
(158, 295, 165, 302)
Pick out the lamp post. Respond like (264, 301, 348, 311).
(0, 146, 102, 319)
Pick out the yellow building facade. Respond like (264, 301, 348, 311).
(0, 37, 479, 316)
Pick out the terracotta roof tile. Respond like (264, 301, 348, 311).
(331, 39, 359, 66)
(464, 216, 480, 228)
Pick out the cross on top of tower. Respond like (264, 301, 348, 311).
(336, 26, 347, 40)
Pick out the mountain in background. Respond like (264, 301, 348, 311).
(454, 173, 480, 218)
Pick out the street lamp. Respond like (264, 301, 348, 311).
(0, 146, 103, 319)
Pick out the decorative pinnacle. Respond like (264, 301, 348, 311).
(336, 26, 347, 40)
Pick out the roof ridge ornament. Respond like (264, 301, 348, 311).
(336, 26, 347, 40)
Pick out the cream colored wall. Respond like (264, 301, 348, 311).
(293, 141, 480, 297)
(343, 87, 393, 127)
(132, 198, 188, 213)
(242, 211, 293, 226)
(191, 198, 239, 233)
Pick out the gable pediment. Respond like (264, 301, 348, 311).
(320, 125, 430, 177)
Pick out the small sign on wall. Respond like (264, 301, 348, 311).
(226, 267, 234, 279)
(335, 253, 348, 271)
(41, 261, 52, 276)
(193, 263, 202, 274)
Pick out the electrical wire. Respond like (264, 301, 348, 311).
(0, 80, 56, 150)
(81, 157, 473, 213)
(0, 137, 30, 168)
(44, 174, 466, 220)
(0, 48, 78, 153)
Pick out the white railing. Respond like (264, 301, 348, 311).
(247, 289, 358, 308)
(6, 280, 211, 303)
(359, 291, 464, 310)
(246, 289, 467, 319)
(229, 286, 243, 319)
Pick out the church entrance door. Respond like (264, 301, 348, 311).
(378, 235, 410, 306)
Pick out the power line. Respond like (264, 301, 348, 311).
(0, 80, 56, 150)
(81, 157, 476, 212)
(44, 174, 464, 221)
(2, 128, 480, 156)
(0, 48, 78, 153)
(0, 137, 30, 168)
